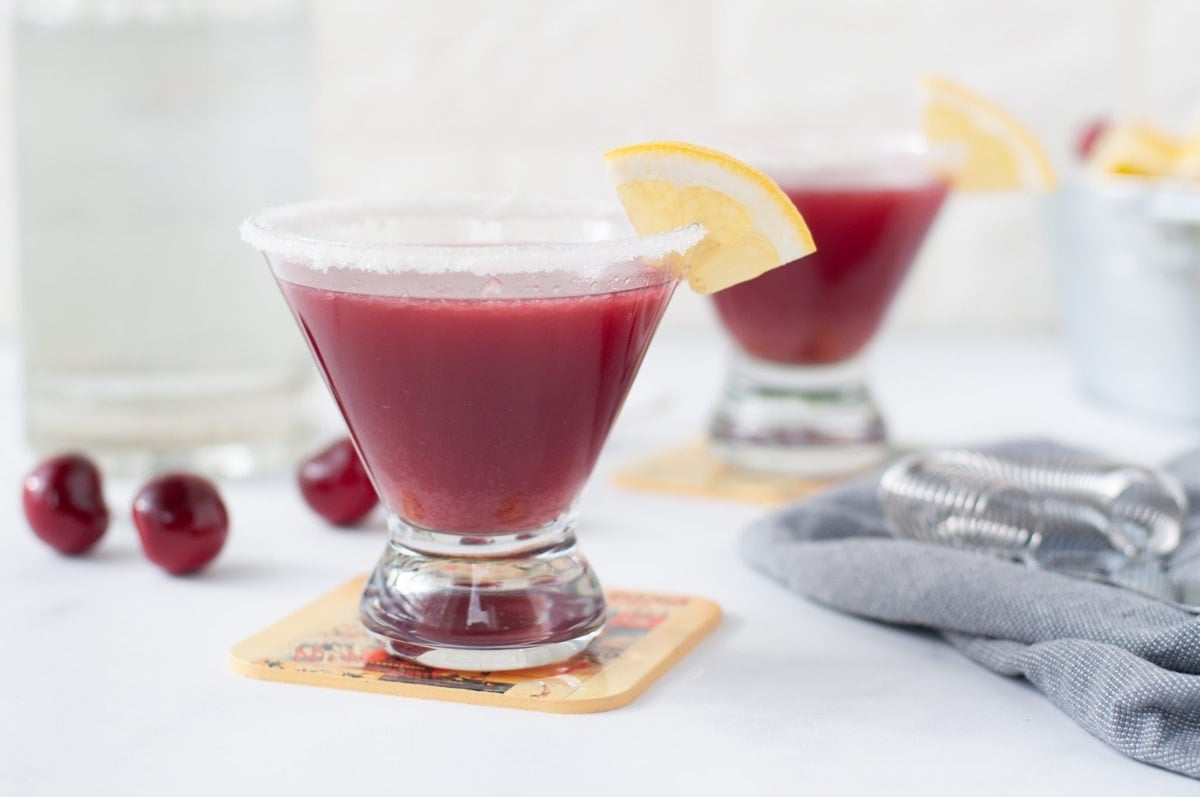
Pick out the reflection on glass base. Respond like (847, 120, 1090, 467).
(709, 353, 889, 478)
(371, 628, 604, 672)
(360, 511, 606, 672)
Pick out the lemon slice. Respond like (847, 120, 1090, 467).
(921, 75, 1056, 191)
(604, 141, 816, 294)
(1090, 121, 1184, 178)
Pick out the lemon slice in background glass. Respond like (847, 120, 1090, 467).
(921, 75, 1056, 191)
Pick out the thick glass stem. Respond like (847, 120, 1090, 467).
(709, 351, 889, 477)
(360, 510, 605, 671)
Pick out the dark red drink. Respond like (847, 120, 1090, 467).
(279, 273, 673, 533)
(712, 179, 947, 364)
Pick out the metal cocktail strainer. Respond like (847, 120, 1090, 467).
(879, 448, 1198, 611)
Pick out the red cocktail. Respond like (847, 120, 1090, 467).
(242, 197, 700, 670)
(278, 276, 672, 533)
(710, 141, 950, 475)
(713, 182, 947, 364)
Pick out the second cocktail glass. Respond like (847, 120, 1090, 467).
(709, 137, 950, 476)
(242, 197, 702, 670)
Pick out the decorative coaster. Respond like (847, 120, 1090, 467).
(231, 576, 721, 714)
(614, 439, 840, 505)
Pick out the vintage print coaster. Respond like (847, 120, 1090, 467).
(231, 576, 721, 714)
(614, 439, 845, 504)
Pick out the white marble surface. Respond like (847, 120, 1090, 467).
(2, 332, 1199, 795)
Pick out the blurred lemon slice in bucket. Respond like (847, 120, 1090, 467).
(921, 75, 1056, 191)
(1089, 121, 1185, 178)
(1176, 134, 1200, 181)
(605, 141, 816, 294)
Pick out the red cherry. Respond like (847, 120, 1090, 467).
(1076, 118, 1108, 160)
(298, 438, 378, 526)
(22, 453, 109, 555)
(133, 474, 229, 575)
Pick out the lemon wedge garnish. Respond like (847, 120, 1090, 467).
(604, 141, 816, 294)
(921, 75, 1056, 191)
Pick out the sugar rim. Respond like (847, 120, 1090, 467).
(733, 133, 964, 187)
(240, 195, 706, 274)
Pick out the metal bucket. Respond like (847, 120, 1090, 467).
(1047, 175, 1200, 423)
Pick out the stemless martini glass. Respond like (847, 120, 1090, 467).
(241, 197, 702, 670)
(709, 137, 951, 476)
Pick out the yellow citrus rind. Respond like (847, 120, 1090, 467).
(605, 141, 816, 294)
(921, 75, 1056, 191)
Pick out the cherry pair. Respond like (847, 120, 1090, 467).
(22, 454, 228, 575)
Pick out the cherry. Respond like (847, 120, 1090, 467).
(22, 453, 109, 555)
(133, 474, 229, 575)
(1076, 118, 1108, 160)
(298, 438, 378, 526)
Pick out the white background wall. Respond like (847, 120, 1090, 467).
(1, 0, 1197, 341)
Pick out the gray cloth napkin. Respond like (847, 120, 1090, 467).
(741, 440, 1200, 779)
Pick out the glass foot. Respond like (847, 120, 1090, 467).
(360, 512, 606, 671)
(709, 352, 888, 478)
(24, 371, 324, 479)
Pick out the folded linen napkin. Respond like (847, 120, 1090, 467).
(741, 440, 1200, 779)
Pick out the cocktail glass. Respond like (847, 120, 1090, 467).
(241, 197, 702, 670)
(709, 137, 951, 476)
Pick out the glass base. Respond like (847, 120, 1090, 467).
(24, 370, 324, 479)
(709, 353, 888, 478)
(360, 511, 606, 671)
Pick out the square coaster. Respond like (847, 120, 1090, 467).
(231, 576, 721, 714)
(614, 439, 841, 505)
